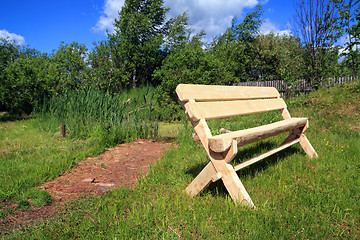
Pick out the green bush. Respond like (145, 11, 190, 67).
(0, 55, 59, 114)
(153, 37, 235, 121)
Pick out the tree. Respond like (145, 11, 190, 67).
(51, 41, 88, 91)
(1, 53, 60, 114)
(292, 0, 342, 85)
(162, 11, 192, 53)
(336, 0, 360, 75)
(108, 0, 169, 88)
(210, 5, 264, 82)
(0, 38, 20, 72)
(154, 34, 235, 120)
(253, 34, 306, 82)
(87, 40, 125, 92)
(0, 38, 21, 110)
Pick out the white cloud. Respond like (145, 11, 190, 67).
(260, 19, 291, 36)
(0, 29, 26, 46)
(93, 0, 125, 33)
(165, 0, 260, 42)
(338, 35, 360, 61)
(93, 0, 260, 40)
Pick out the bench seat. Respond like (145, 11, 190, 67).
(208, 118, 308, 152)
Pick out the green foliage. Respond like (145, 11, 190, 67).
(51, 41, 88, 91)
(0, 53, 60, 114)
(107, 0, 169, 88)
(0, 38, 21, 111)
(0, 40, 89, 114)
(35, 86, 159, 146)
(162, 11, 192, 53)
(335, 0, 360, 76)
(87, 40, 129, 93)
(153, 35, 235, 120)
(209, 5, 264, 82)
(0, 38, 20, 72)
(251, 34, 306, 82)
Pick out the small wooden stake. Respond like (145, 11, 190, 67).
(62, 124, 66, 137)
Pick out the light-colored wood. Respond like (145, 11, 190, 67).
(177, 83, 318, 207)
(279, 108, 292, 119)
(208, 118, 308, 152)
(176, 84, 280, 102)
(185, 98, 287, 121)
(211, 172, 222, 182)
(233, 138, 300, 172)
(299, 134, 318, 159)
(184, 162, 217, 196)
(211, 158, 254, 207)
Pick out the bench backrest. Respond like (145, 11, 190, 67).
(176, 84, 287, 121)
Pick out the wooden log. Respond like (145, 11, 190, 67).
(208, 118, 308, 152)
(233, 138, 300, 171)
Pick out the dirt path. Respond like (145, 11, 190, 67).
(1, 139, 172, 232)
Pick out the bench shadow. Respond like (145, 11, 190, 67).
(185, 141, 302, 199)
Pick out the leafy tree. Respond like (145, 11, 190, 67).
(162, 11, 192, 53)
(0, 38, 20, 72)
(1, 53, 59, 114)
(87, 40, 129, 92)
(108, 0, 169, 88)
(253, 34, 306, 82)
(335, 0, 360, 76)
(154, 34, 235, 120)
(51, 41, 88, 91)
(0, 38, 21, 110)
(210, 5, 264, 82)
(292, 0, 342, 86)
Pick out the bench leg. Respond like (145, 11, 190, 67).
(185, 140, 255, 207)
(299, 134, 318, 159)
(210, 140, 255, 207)
(281, 129, 318, 159)
(185, 162, 217, 196)
(211, 159, 255, 207)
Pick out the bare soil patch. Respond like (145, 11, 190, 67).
(1, 139, 172, 233)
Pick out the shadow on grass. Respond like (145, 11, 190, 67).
(0, 112, 32, 122)
(185, 141, 302, 199)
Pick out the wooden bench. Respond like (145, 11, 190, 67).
(176, 84, 318, 207)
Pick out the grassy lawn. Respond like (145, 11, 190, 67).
(1, 82, 360, 239)
(0, 117, 105, 216)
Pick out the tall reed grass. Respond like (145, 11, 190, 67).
(35, 86, 159, 148)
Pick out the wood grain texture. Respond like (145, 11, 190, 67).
(176, 84, 280, 102)
(185, 98, 287, 121)
(208, 118, 308, 152)
(233, 138, 300, 171)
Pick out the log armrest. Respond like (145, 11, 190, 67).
(208, 118, 308, 153)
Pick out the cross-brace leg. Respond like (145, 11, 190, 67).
(280, 122, 318, 159)
(185, 139, 255, 207)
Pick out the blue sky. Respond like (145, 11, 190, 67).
(0, 0, 295, 54)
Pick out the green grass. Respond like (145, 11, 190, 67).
(158, 122, 182, 139)
(0, 118, 103, 215)
(2, 82, 360, 238)
(0, 86, 161, 218)
(35, 86, 159, 147)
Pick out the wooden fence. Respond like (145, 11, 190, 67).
(236, 76, 359, 98)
